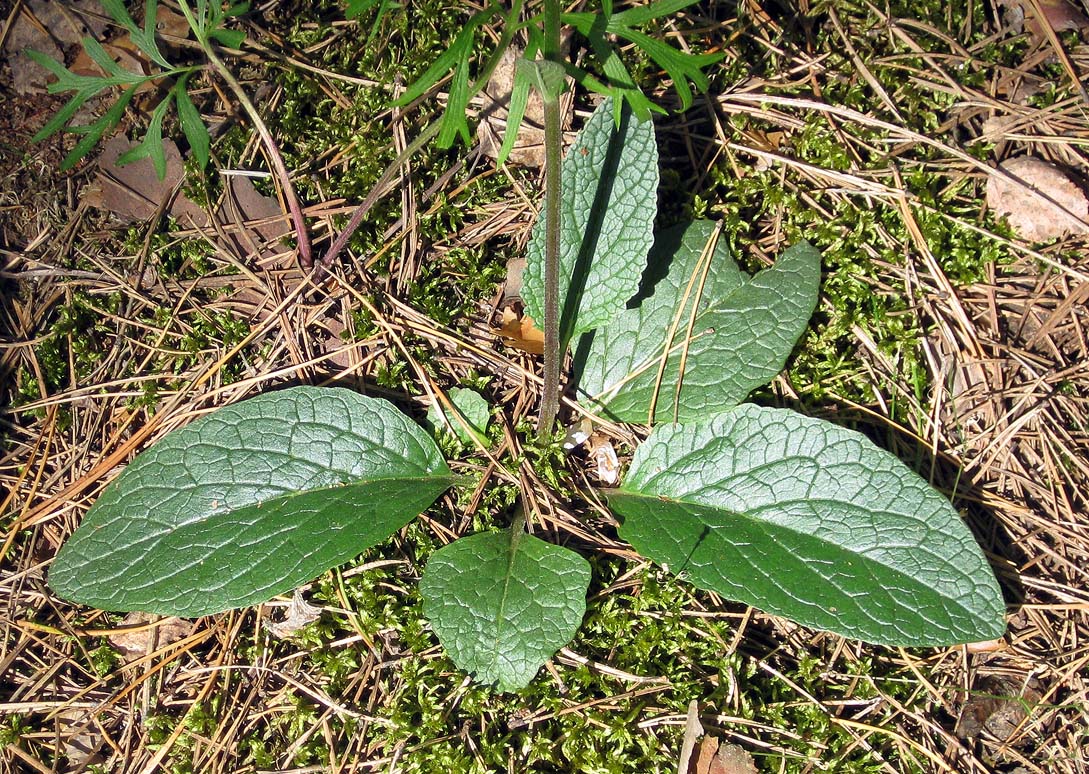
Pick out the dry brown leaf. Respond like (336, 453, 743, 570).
(563, 417, 593, 450)
(87, 136, 290, 259)
(503, 255, 527, 303)
(999, 0, 1089, 39)
(692, 737, 758, 774)
(85, 135, 205, 223)
(692, 737, 721, 774)
(588, 433, 620, 485)
(476, 46, 573, 167)
(222, 175, 288, 245)
(678, 702, 757, 774)
(708, 744, 758, 774)
(5, 0, 69, 95)
(69, 5, 189, 96)
(107, 611, 194, 661)
(154, 4, 192, 39)
(55, 706, 104, 769)
(956, 674, 1044, 742)
(5, 1, 131, 95)
(495, 306, 545, 354)
(986, 156, 1089, 242)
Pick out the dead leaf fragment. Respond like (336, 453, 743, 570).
(987, 156, 1089, 241)
(677, 700, 704, 774)
(998, 0, 1089, 39)
(155, 4, 192, 39)
(107, 611, 195, 661)
(956, 674, 1044, 742)
(476, 46, 573, 167)
(503, 255, 527, 303)
(56, 706, 104, 769)
(589, 433, 620, 485)
(87, 136, 290, 260)
(5, 1, 68, 95)
(86, 135, 205, 224)
(678, 701, 757, 774)
(690, 736, 758, 774)
(495, 306, 545, 354)
(264, 590, 322, 638)
(563, 417, 592, 450)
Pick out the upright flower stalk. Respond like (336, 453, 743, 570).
(535, 0, 564, 439)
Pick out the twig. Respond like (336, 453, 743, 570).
(320, 121, 441, 268)
(202, 46, 313, 266)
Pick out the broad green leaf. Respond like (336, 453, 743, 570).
(609, 405, 1007, 646)
(421, 529, 591, 691)
(49, 387, 454, 617)
(426, 387, 490, 445)
(571, 221, 820, 424)
(523, 98, 658, 345)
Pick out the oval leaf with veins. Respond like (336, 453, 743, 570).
(609, 405, 1006, 646)
(50, 387, 454, 617)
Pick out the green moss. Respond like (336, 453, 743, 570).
(0, 714, 29, 746)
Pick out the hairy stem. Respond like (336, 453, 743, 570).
(535, 0, 564, 440)
(536, 91, 562, 439)
(202, 46, 313, 267)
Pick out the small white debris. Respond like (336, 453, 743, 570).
(264, 590, 322, 638)
(562, 417, 592, 450)
(589, 434, 620, 486)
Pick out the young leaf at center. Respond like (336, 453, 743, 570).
(608, 405, 1006, 646)
(49, 387, 454, 617)
(523, 97, 659, 346)
(421, 529, 592, 691)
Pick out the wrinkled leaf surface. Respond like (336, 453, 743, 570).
(523, 97, 658, 343)
(573, 221, 820, 424)
(50, 387, 453, 616)
(421, 530, 591, 691)
(609, 405, 1006, 645)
